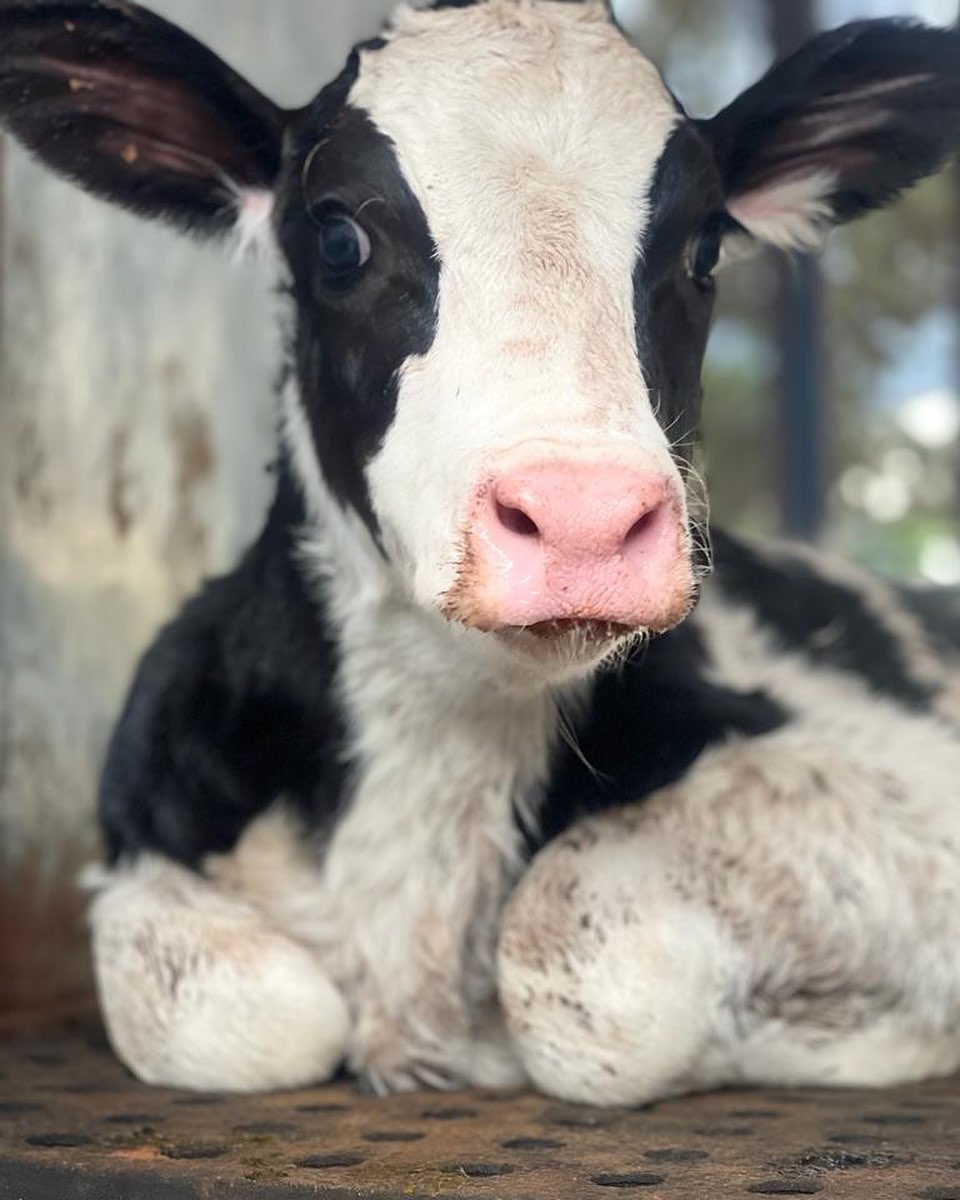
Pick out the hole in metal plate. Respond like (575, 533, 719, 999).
(591, 1173, 667, 1189)
(296, 1153, 364, 1169)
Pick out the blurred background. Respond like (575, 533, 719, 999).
(0, 0, 957, 1031)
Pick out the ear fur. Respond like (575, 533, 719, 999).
(702, 20, 960, 252)
(0, 0, 287, 239)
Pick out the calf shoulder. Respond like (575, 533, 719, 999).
(542, 530, 959, 845)
(99, 474, 348, 868)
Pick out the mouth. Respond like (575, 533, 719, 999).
(494, 618, 641, 664)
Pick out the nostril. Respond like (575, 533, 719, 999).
(496, 502, 540, 539)
(624, 508, 661, 549)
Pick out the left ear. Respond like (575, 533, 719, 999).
(701, 20, 960, 252)
(0, 0, 287, 243)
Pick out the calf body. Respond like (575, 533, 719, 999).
(89, 515, 960, 1100)
(2, 0, 960, 1103)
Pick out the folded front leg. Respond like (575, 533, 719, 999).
(88, 855, 350, 1093)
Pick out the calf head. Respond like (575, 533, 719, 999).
(2, 0, 959, 675)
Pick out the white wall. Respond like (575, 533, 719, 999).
(0, 0, 395, 872)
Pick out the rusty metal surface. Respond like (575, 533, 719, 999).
(2, 1033, 960, 1198)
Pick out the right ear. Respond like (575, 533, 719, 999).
(0, 0, 288, 240)
(701, 20, 960, 254)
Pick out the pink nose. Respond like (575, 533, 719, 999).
(452, 459, 693, 633)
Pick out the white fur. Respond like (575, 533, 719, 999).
(499, 833, 740, 1106)
(349, 1, 686, 610)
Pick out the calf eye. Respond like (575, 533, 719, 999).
(317, 213, 371, 277)
(686, 215, 725, 286)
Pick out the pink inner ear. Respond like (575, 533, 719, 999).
(727, 169, 838, 251)
(235, 189, 276, 257)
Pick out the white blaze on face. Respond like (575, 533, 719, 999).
(349, 0, 681, 610)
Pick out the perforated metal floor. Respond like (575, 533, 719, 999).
(2, 1032, 960, 1198)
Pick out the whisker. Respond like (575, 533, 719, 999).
(555, 700, 608, 784)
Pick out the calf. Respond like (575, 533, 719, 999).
(2, 0, 960, 1105)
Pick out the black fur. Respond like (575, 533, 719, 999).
(703, 20, 960, 227)
(635, 124, 725, 466)
(540, 620, 788, 846)
(898, 585, 960, 660)
(277, 100, 440, 536)
(99, 465, 350, 867)
(711, 531, 939, 711)
(0, 0, 286, 236)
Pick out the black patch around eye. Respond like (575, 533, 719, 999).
(632, 123, 724, 466)
(275, 103, 440, 540)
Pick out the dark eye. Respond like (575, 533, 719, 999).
(686, 214, 726, 286)
(317, 212, 371, 277)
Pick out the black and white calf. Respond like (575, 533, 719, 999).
(3, 0, 960, 1105)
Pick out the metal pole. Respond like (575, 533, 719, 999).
(767, 0, 827, 541)
(954, 9, 960, 515)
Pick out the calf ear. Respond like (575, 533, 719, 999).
(0, 0, 287, 240)
(702, 20, 960, 252)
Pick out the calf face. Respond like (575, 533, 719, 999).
(281, 4, 699, 654)
(2, 0, 959, 673)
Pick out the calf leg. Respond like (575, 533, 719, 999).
(497, 822, 738, 1107)
(499, 735, 960, 1107)
(88, 855, 349, 1093)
